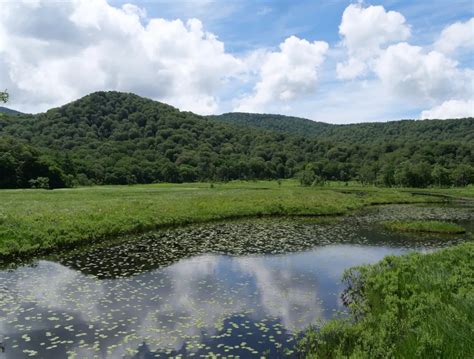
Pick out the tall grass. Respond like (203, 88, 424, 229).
(299, 241, 474, 358)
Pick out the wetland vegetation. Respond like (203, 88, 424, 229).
(1, 180, 471, 260)
(300, 240, 474, 358)
(383, 220, 466, 234)
(0, 203, 472, 358)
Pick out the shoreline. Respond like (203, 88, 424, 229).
(1, 181, 471, 263)
(1, 200, 450, 265)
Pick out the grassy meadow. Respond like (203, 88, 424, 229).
(299, 240, 474, 358)
(1, 180, 472, 259)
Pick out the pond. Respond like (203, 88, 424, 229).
(0, 204, 472, 358)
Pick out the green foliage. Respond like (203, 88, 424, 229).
(312, 175, 326, 187)
(209, 112, 331, 137)
(393, 161, 433, 188)
(431, 164, 451, 187)
(0, 90, 8, 103)
(1, 92, 313, 186)
(358, 163, 378, 185)
(383, 220, 466, 234)
(0, 137, 69, 188)
(28, 177, 50, 189)
(300, 242, 474, 358)
(451, 164, 474, 187)
(0, 91, 473, 188)
(299, 169, 316, 186)
(376, 163, 395, 187)
(214, 112, 474, 144)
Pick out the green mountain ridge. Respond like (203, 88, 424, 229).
(0, 91, 473, 188)
(0, 106, 22, 115)
(209, 112, 331, 138)
(210, 112, 474, 143)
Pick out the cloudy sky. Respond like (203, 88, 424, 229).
(0, 0, 473, 123)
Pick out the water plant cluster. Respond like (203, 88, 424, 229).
(383, 220, 466, 234)
(58, 203, 473, 279)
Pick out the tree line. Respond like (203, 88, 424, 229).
(299, 161, 473, 188)
(0, 91, 472, 189)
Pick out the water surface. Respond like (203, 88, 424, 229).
(0, 204, 472, 358)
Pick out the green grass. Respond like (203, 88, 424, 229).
(384, 220, 466, 234)
(407, 185, 474, 199)
(299, 241, 474, 358)
(0, 180, 471, 259)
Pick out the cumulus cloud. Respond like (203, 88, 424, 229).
(235, 36, 328, 112)
(336, 3, 410, 79)
(0, 0, 243, 113)
(1, 0, 472, 122)
(375, 42, 473, 102)
(335, 3, 473, 115)
(434, 18, 474, 54)
(420, 99, 474, 119)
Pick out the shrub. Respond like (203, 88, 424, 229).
(28, 177, 50, 189)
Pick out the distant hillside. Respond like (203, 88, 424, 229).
(209, 112, 331, 137)
(0, 106, 22, 115)
(211, 113, 474, 144)
(0, 91, 473, 188)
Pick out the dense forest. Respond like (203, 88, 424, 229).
(212, 112, 474, 143)
(1, 91, 473, 188)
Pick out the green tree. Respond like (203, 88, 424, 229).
(358, 164, 377, 185)
(0, 89, 8, 103)
(298, 164, 316, 186)
(431, 164, 451, 187)
(451, 164, 474, 187)
(377, 163, 395, 187)
(0, 137, 69, 189)
(394, 162, 432, 188)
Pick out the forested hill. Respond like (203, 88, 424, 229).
(208, 112, 331, 138)
(0, 91, 473, 189)
(211, 113, 474, 143)
(0, 106, 22, 115)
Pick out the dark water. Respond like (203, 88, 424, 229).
(0, 204, 472, 358)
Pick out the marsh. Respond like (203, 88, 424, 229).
(0, 203, 472, 358)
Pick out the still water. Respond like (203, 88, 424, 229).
(0, 204, 472, 358)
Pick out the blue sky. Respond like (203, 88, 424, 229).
(109, 0, 473, 51)
(1, 0, 473, 122)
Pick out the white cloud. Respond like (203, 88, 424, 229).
(235, 36, 328, 112)
(0, 0, 243, 114)
(434, 18, 474, 54)
(1, 0, 472, 123)
(420, 99, 474, 119)
(336, 57, 366, 81)
(335, 5, 473, 112)
(374, 42, 472, 102)
(337, 4, 410, 79)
